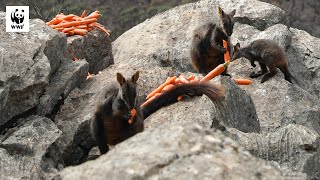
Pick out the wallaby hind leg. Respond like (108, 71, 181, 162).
(250, 63, 268, 78)
(261, 64, 277, 83)
(278, 65, 292, 83)
(92, 112, 110, 155)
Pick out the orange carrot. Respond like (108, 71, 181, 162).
(81, 10, 86, 18)
(234, 79, 253, 85)
(66, 31, 75, 36)
(201, 62, 229, 82)
(75, 25, 88, 29)
(146, 76, 176, 99)
(174, 78, 181, 84)
(128, 108, 137, 124)
(141, 96, 156, 107)
(47, 18, 63, 25)
(223, 40, 230, 62)
(51, 18, 97, 29)
(161, 84, 175, 92)
(190, 77, 200, 82)
(187, 75, 195, 81)
(62, 27, 75, 32)
(177, 95, 183, 101)
(84, 11, 101, 19)
(73, 29, 88, 35)
(62, 14, 75, 20)
(93, 23, 110, 36)
(178, 75, 189, 84)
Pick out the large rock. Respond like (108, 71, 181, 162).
(112, 0, 288, 71)
(0, 116, 61, 179)
(65, 29, 114, 74)
(0, 12, 66, 126)
(227, 124, 320, 179)
(55, 124, 304, 180)
(36, 60, 89, 116)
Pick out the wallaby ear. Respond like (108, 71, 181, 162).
(230, 9, 236, 17)
(218, 6, 224, 17)
(116, 73, 126, 86)
(131, 71, 140, 83)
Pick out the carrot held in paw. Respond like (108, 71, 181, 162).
(128, 109, 137, 124)
(223, 40, 230, 62)
(146, 76, 176, 100)
(177, 95, 183, 101)
(201, 62, 229, 82)
(234, 79, 253, 85)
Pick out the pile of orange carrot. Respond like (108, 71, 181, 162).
(141, 74, 199, 107)
(47, 10, 110, 36)
(140, 40, 253, 108)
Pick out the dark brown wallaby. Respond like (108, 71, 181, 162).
(232, 39, 293, 83)
(91, 71, 144, 154)
(190, 6, 236, 76)
(91, 72, 224, 154)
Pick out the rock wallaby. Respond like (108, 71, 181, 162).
(91, 72, 224, 154)
(232, 39, 293, 83)
(190, 6, 236, 75)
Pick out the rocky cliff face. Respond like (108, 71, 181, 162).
(0, 0, 320, 179)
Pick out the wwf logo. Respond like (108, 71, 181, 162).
(6, 6, 29, 32)
(11, 9, 25, 24)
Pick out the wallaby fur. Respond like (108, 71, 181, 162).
(190, 6, 236, 75)
(232, 39, 293, 83)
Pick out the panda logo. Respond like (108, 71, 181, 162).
(11, 9, 24, 24)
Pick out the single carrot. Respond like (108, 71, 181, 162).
(66, 31, 75, 36)
(174, 78, 181, 84)
(81, 10, 86, 18)
(177, 95, 183, 101)
(87, 23, 95, 28)
(55, 14, 66, 19)
(47, 18, 63, 25)
(62, 27, 75, 32)
(178, 75, 189, 84)
(187, 75, 195, 81)
(73, 28, 88, 36)
(223, 40, 230, 62)
(234, 79, 253, 85)
(62, 14, 76, 20)
(201, 62, 229, 82)
(93, 23, 110, 36)
(75, 25, 88, 29)
(161, 84, 175, 92)
(128, 109, 137, 124)
(191, 77, 200, 82)
(84, 11, 101, 19)
(146, 76, 176, 99)
(141, 96, 156, 107)
(51, 18, 97, 29)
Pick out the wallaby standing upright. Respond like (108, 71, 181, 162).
(232, 39, 293, 83)
(91, 71, 143, 154)
(190, 6, 236, 75)
(91, 72, 224, 154)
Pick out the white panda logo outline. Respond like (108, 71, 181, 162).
(11, 9, 24, 24)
